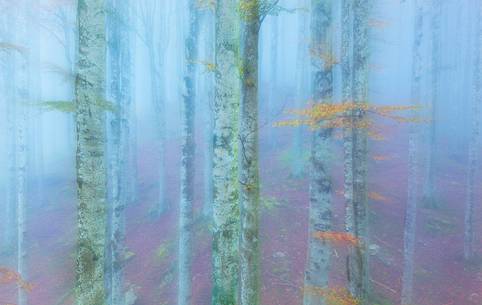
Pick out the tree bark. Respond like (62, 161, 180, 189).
(303, 1, 334, 305)
(401, 1, 423, 303)
(107, 0, 133, 304)
(211, 1, 241, 303)
(239, 1, 261, 304)
(74, 0, 108, 304)
(178, 1, 199, 304)
(346, 0, 370, 303)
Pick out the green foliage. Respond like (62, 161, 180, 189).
(0, 42, 28, 55)
(39, 101, 76, 113)
(154, 241, 173, 263)
(95, 98, 118, 113)
(38, 99, 118, 114)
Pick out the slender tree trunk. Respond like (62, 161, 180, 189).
(342, 0, 354, 237)
(15, 4, 31, 304)
(211, 1, 241, 303)
(16, 48, 28, 305)
(464, 2, 481, 262)
(423, 0, 441, 207)
(74, 0, 108, 304)
(107, 0, 132, 304)
(239, 2, 261, 304)
(147, 41, 168, 216)
(291, 0, 309, 178)
(303, 1, 334, 305)
(347, 0, 370, 303)
(267, 13, 279, 149)
(202, 9, 215, 217)
(401, 1, 423, 303)
(178, 2, 199, 305)
(2, 11, 17, 255)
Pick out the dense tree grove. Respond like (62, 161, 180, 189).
(0, 1, 481, 305)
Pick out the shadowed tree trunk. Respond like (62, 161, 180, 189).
(178, 1, 200, 304)
(303, 1, 334, 305)
(401, 1, 423, 303)
(74, 0, 108, 304)
(346, 0, 370, 303)
(239, 1, 261, 304)
(107, 0, 133, 304)
(211, 0, 241, 304)
(342, 0, 354, 238)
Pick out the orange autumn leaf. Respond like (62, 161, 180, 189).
(368, 191, 390, 203)
(0, 267, 33, 293)
(274, 102, 422, 138)
(312, 231, 359, 247)
(303, 285, 360, 305)
(372, 155, 391, 161)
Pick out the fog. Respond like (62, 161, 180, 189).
(0, 0, 481, 305)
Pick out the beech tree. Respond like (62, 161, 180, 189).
(303, 1, 334, 305)
(74, 0, 108, 304)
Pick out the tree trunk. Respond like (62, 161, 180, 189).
(15, 4, 31, 304)
(303, 1, 334, 305)
(347, 0, 370, 303)
(107, 0, 133, 304)
(178, 2, 199, 305)
(291, 0, 309, 178)
(147, 41, 168, 216)
(239, 2, 261, 304)
(2, 10, 17, 255)
(74, 0, 108, 304)
(201, 8, 215, 217)
(464, 2, 481, 261)
(342, 0, 354, 237)
(423, 0, 442, 208)
(401, 1, 423, 303)
(211, 1, 241, 303)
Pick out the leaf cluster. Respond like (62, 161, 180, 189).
(304, 285, 360, 305)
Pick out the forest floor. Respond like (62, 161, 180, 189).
(1, 120, 482, 305)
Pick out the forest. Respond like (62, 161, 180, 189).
(0, 0, 481, 305)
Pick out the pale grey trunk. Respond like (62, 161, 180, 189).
(15, 5, 31, 304)
(342, 0, 354, 236)
(423, 0, 441, 206)
(178, 2, 199, 305)
(211, 1, 241, 303)
(303, 2, 334, 305)
(202, 9, 215, 217)
(147, 41, 167, 216)
(239, 2, 261, 304)
(74, 1, 108, 304)
(107, 0, 132, 304)
(401, 1, 423, 303)
(347, 0, 370, 303)
(2, 12, 17, 255)
(464, 2, 481, 261)
(267, 14, 279, 133)
(291, 0, 310, 178)
(16, 50, 28, 305)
